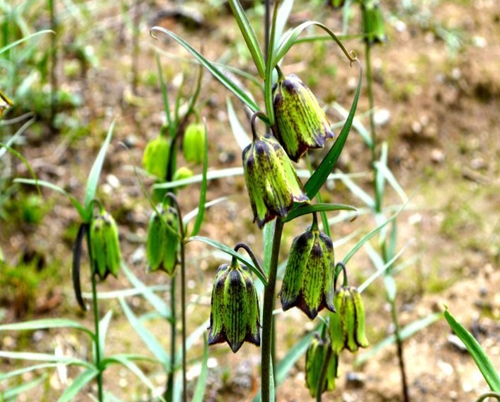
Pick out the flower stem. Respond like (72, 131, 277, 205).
(261, 218, 284, 402)
(91, 272, 104, 401)
(165, 275, 176, 402)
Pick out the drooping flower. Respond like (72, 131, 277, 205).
(305, 334, 339, 397)
(242, 134, 308, 228)
(89, 210, 121, 279)
(273, 73, 334, 162)
(280, 214, 335, 319)
(143, 134, 170, 179)
(208, 257, 260, 353)
(361, 0, 386, 45)
(146, 204, 179, 276)
(183, 123, 205, 164)
(330, 286, 369, 353)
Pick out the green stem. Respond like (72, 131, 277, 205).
(48, 0, 57, 129)
(261, 218, 284, 402)
(316, 346, 332, 402)
(476, 392, 500, 402)
(365, 40, 409, 402)
(165, 275, 176, 402)
(91, 272, 104, 401)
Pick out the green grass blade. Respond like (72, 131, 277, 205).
(444, 309, 500, 392)
(285, 203, 357, 223)
(175, 319, 210, 366)
(274, 0, 294, 49)
(156, 53, 173, 133)
(0, 29, 54, 54)
(338, 171, 375, 208)
(0, 351, 93, 367)
(118, 297, 170, 367)
(0, 318, 93, 338)
(84, 121, 115, 216)
(227, 0, 265, 78)
(304, 64, 362, 199)
(276, 331, 315, 385)
(190, 120, 208, 237)
(98, 310, 113, 358)
(150, 27, 262, 115)
(3, 374, 48, 400)
(0, 363, 58, 381)
(188, 236, 266, 285)
(14, 178, 86, 219)
(58, 368, 99, 402)
(355, 312, 442, 366)
(227, 97, 251, 150)
(192, 335, 209, 402)
(121, 261, 171, 320)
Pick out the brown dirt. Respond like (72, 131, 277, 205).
(1, 0, 500, 401)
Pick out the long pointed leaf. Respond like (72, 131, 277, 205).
(98, 310, 113, 358)
(284, 203, 357, 223)
(227, 0, 265, 78)
(3, 374, 48, 400)
(0, 363, 58, 381)
(0, 351, 93, 367)
(150, 27, 262, 115)
(444, 309, 500, 392)
(0, 319, 93, 338)
(188, 236, 267, 285)
(192, 335, 209, 402)
(0, 30, 54, 54)
(84, 121, 115, 216)
(58, 368, 98, 402)
(118, 297, 170, 367)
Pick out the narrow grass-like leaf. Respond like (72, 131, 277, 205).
(190, 120, 208, 237)
(0, 351, 93, 367)
(274, 0, 294, 49)
(156, 53, 173, 134)
(98, 310, 113, 358)
(338, 171, 375, 208)
(374, 160, 408, 204)
(0, 142, 38, 194)
(284, 203, 357, 223)
(3, 374, 47, 400)
(227, 0, 265, 78)
(121, 261, 171, 320)
(304, 64, 362, 199)
(82, 285, 169, 299)
(374, 142, 388, 210)
(330, 102, 373, 147)
(188, 236, 267, 285)
(183, 197, 228, 225)
(104, 355, 165, 400)
(14, 178, 86, 219)
(118, 297, 170, 367)
(175, 319, 210, 366)
(444, 309, 500, 392)
(192, 335, 209, 402)
(0, 29, 54, 54)
(355, 313, 442, 366)
(84, 121, 115, 216)
(58, 368, 98, 402)
(343, 200, 408, 265)
(227, 97, 251, 150)
(273, 21, 356, 67)
(72, 223, 88, 311)
(150, 27, 262, 116)
(0, 319, 93, 338)
(276, 331, 315, 385)
(0, 363, 57, 381)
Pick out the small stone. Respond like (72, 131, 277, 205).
(447, 334, 467, 352)
(437, 359, 454, 376)
(373, 109, 391, 126)
(345, 372, 366, 389)
(431, 148, 445, 164)
(131, 246, 145, 265)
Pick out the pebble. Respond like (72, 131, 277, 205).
(447, 334, 467, 352)
(431, 148, 445, 164)
(130, 246, 145, 265)
(346, 372, 366, 389)
(373, 109, 391, 126)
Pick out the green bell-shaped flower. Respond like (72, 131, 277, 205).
(183, 123, 205, 164)
(208, 257, 261, 353)
(280, 214, 335, 319)
(89, 210, 121, 279)
(330, 286, 369, 353)
(143, 134, 170, 179)
(362, 0, 386, 45)
(305, 334, 339, 398)
(243, 134, 308, 228)
(146, 204, 179, 276)
(273, 72, 334, 162)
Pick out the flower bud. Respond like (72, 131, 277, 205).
(273, 74, 334, 162)
(362, 0, 386, 45)
(305, 335, 339, 398)
(146, 205, 179, 276)
(183, 123, 205, 164)
(172, 166, 193, 189)
(143, 135, 170, 179)
(280, 218, 335, 319)
(330, 286, 369, 353)
(243, 134, 309, 228)
(208, 257, 260, 353)
(90, 210, 121, 279)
